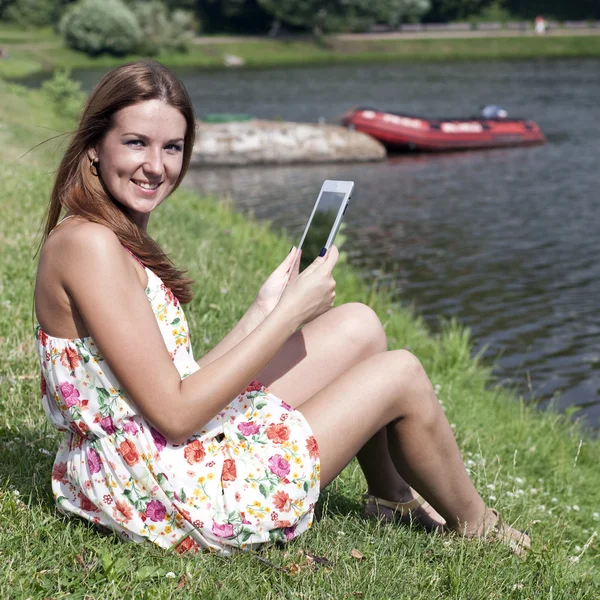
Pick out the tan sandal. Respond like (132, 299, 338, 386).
(363, 493, 445, 532)
(458, 507, 531, 556)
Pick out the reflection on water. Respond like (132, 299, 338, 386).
(34, 58, 599, 430)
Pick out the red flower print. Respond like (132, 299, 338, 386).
(60, 347, 81, 371)
(77, 492, 99, 513)
(274, 520, 292, 529)
(244, 380, 263, 394)
(103, 494, 113, 505)
(122, 420, 139, 436)
(268, 454, 290, 478)
(272, 490, 291, 512)
(235, 492, 241, 503)
(212, 522, 235, 538)
(266, 423, 290, 444)
(237, 421, 260, 436)
(146, 499, 167, 522)
(280, 400, 294, 412)
(118, 439, 140, 466)
(271, 512, 278, 521)
(113, 499, 133, 524)
(221, 458, 237, 482)
(184, 439, 206, 465)
(175, 536, 199, 555)
(40, 373, 47, 398)
(306, 436, 319, 459)
(240, 512, 251, 525)
(38, 328, 48, 346)
(52, 461, 67, 482)
(87, 447, 101, 474)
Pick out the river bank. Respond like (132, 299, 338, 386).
(2, 23, 600, 80)
(0, 76, 599, 597)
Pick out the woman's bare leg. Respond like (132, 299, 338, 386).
(296, 349, 486, 532)
(258, 303, 444, 528)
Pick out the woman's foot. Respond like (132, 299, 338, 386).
(363, 488, 446, 532)
(453, 507, 531, 555)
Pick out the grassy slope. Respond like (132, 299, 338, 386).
(1, 25, 600, 80)
(0, 80, 599, 599)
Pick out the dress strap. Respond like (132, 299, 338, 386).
(48, 214, 77, 237)
(121, 244, 146, 268)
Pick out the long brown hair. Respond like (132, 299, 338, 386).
(41, 60, 196, 303)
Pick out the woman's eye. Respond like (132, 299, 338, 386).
(126, 140, 144, 147)
(167, 144, 183, 152)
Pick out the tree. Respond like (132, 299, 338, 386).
(257, 0, 431, 35)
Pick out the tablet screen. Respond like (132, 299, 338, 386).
(300, 191, 346, 271)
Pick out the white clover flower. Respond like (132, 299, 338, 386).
(573, 505, 580, 512)
(574, 545, 582, 553)
(530, 488, 538, 495)
(165, 572, 177, 579)
(552, 497, 558, 503)
(13, 490, 20, 496)
(512, 583, 524, 591)
(569, 556, 580, 565)
(515, 477, 525, 485)
(486, 484, 496, 491)
(538, 505, 546, 512)
(592, 512, 599, 521)
(489, 495, 497, 502)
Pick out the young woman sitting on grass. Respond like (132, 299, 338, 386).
(34, 60, 529, 555)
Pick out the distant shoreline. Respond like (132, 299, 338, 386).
(2, 25, 600, 81)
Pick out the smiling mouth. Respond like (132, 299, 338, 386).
(132, 179, 162, 191)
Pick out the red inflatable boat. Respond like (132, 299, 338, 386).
(341, 108, 546, 152)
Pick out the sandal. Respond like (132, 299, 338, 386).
(458, 507, 531, 556)
(363, 492, 446, 532)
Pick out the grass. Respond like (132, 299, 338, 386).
(2, 24, 600, 79)
(0, 79, 599, 599)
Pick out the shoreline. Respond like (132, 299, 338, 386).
(2, 26, 600, 80)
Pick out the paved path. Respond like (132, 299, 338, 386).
(193, 28, 600, 45)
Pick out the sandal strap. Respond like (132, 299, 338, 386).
(362, 493, 425, 514)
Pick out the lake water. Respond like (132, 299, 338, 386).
(46, 59, 600, 429)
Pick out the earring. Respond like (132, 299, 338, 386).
(90, 158, 99, 177)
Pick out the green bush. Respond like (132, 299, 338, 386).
(59, 0, 142, 57)
(129, 0, 196, 55)
(41, 69, 85, 121)
(1, 0, 63, 27)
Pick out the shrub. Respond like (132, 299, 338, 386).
(2, 0, 63, 27)
(41, 69, 86, 121)
(59, 0, 142, 57)
(129, 0, 196, 55)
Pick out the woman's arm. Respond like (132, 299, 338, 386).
(61, 225, 335, 444)
(196, 249, 298, 368)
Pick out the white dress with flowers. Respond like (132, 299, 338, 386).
(36, 266, 320, 555)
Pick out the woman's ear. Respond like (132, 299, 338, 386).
(87, 148, 98, 163)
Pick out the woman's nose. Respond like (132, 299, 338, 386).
(144, 148, 163, 175)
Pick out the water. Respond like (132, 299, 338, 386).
(37, 59, 600, 429)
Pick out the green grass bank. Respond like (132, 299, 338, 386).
(0, 79, 599, 599)
(2, 24, 600, 80)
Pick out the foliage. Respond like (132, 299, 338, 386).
(424, 0, 493, 22)
(59, 0, 142, 57)
(1, 0, 63, 27)
(469, 0, 513, 23)
(129, 0, 196, 56)
(197, 0, 273, 34)
(40, 69, 85, 121)
(257, 0, 431, 34)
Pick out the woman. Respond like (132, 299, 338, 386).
(34, 60, 529, 555)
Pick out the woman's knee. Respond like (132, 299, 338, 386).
(383, 350, 439, 421)
(329, 302, 387, 357)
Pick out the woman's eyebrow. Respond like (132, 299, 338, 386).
(121, 132, 184, 143)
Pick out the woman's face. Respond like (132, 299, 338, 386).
(90, 99, 187, 227)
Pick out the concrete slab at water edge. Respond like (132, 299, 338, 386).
(190, 119, 386, 166)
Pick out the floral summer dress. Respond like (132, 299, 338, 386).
(36, 265, 320, 555)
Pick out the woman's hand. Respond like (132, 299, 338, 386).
(276, 245, 339, 328)
(253, 247, 300, 321)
